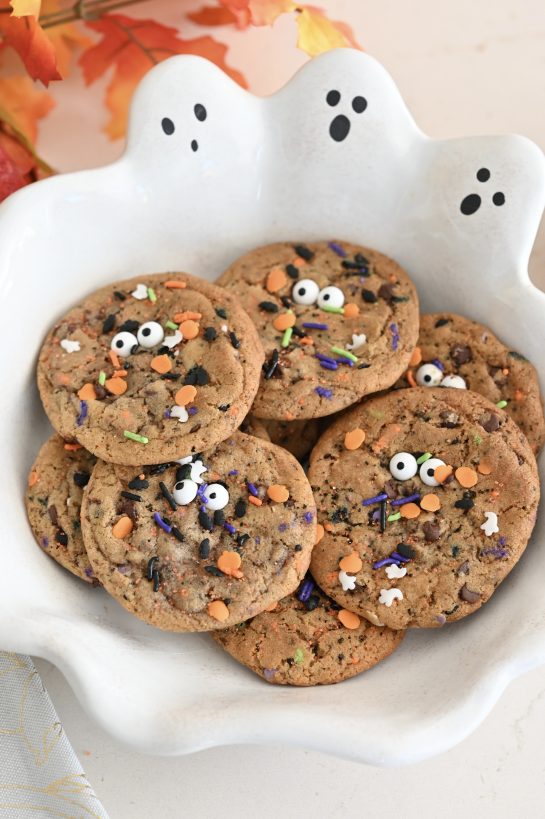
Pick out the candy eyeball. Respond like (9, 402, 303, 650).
(172, 479, 198, 505)
(440, 374, 467, 390)
(416, 363, 443, 387)
(110, 331, 138, 357)
(203, 483, 229, 511)
(419, 457, 445, 487)
(317, 285, 345, 310)
(137, 321, 164, 349)
(292, 278, 319, 305)
(389, 452, 418, 481)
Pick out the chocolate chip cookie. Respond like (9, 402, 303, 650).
(309, 388, 539, 629)
(217, 241, 419, 420)
(25, 434, 98, 583)
(81, 432, 316, 631)
(37, 273, 264, 465)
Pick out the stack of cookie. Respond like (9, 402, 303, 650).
(26, 242, 543, 687)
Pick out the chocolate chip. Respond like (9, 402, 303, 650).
(184, 365, 209, 386)
(55, 529, 68, 546)
(114, 290, 126, 300)
(215, 308, 228, 319)
(102, 314, 116, 334)
(213, 510, 225, 526)
(198, 538, 210, 559)
(508, 350, 528, 362)
(457, 560, 470, 575)
(280, 295, 292, 309)
(378, 283, 395, 302)
(95, 385, 107, 399)
(422, 521, 441, 542)
(294, 244, 314, 261)
(439, 410, 460, 429)
(119, 319, 139, 333)
(235, 499, 247, 518)
(129, 476, 149, 490)
(480, 413, 500, 433)
(454, 494, 474, 511)
(355, 253, 368, 266)
(395, 543, 415, 559)
(450, 344, 472, 366)
(229, 331, 240, 349)
(47, 505, 58, 526)
(199, 510, 213, 531)
(383, 479, 398, 499)
(73, 471, 90, 487)
(259, 301, 279, 313)
(204, 327, 217, 341)
(286, 264, 299, 280)
(117, 498, 137, 521)
(362, 289, 377, 303)
(460, 584, 480, 604)
(434, 318, 449, 328)
(218, 404, 230, 412)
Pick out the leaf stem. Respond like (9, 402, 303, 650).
(0, 0, 150, 28)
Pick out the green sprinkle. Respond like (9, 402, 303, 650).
(165, 320, 178, 331)
(330, 346, 358, 363)
(147, 287, 157, 303)
(123, 430, 149, 444)
(496, 399, 508, 409)
(293, 648, 305, 665)
(369, 409, 384, 419)
(281, 327, 293, 348)
(416, 452, 432, 465)
(98, 371, 106, 386)
(387, 512, 401, 522)
(320, 305, 345, 314)
(473, 434, 482, 445)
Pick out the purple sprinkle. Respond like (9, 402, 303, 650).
(278, 522, 288, 532)
(315, 386, 333, 399)
(372, 509, 382, 522)
(254, 536, 261, 544)
(224, 522, 236, 535)
(304, 322, 329, 330)
(335, 357, 354, 367)
(362, 492, 388, 506)
(263, 668, 276, 681)
(359, 276, 367, 283)
(153, 512, 172, 533)
(117, 565, 130, 574)
(328, 241, 346, 257)
(319, 360, 338, 371)
(76, 400, 88, 426)
(480, 547, 509, 559)
(391, 493, 420, 506)
(228, 469, 238, 476)
(390, 323, 399, 351)
(315, 353, 337, 364)
(498, 536, 507, 546)
(247, 482, 259, 497)
(435, 614, 447, 625)
(40, 537, 49, 549)
(431, 358, 445, 372)
(188, 406, 198, 415)
(197, 482, 208, 501)
(304, 511, 314, 523)
(390, 552, 411, 563)
(297, 578, 315, 602)
(164, 408, 171, 419)
(84, 566, 95, 578)
(372, 557, 398, 569)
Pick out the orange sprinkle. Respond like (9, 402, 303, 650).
(514, 389, 525, 401)
(266, 267, 287, 293)
(179, 320, 199, 339)
(109, 350, 120, 368)
(400, 502, 421, 519)
(344, 428, 366, 450)
(478, 461, 492, 475)
(284, 412, 296, 421)
(208, 600, 229, 622)
(28, 470, 39, 487)
(420, 493, 441, 512)
(273, 312, 296, 331)
(324, 522, 335, 532)
(267, 484, 290, 503)
(248, 495, 263, 507)
(77, 383, 96, 401)
(164, 280, 186, 289)
(339, 552, 363, 573)
(217, 550, 243, 578)
(175, 385, 197, 406)
(343, 302, 359, 318)
(315, 523, 325, 544)
(174, 311, 202, 323)
(300, 336, 314, 345)
(406, 369, 417, 388)
(113, 369, 128, 378)
(64, 443, 82, 451)
(502, 368, 509, 376)
(455, 466, 478, 488)
(372, 424, 401, 453)
(338, 609, 361, 630)
(112, 516, 133, 539)
(105, 377, 127, 396)
(57, 373, 71, 386)
(434, 464, 453, 484)
(150, 354, 172, 374)
(409, 346, 422, 367)
(490, 488, 501, 499)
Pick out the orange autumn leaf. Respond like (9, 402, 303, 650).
(294, 7, 361, 56)
(248, 0, 294, 26)
(9, 0, 41, 17)
(80, 14, 246, 140)
(187, 5, 240, 26)
(41, 0, 92, 77)
(0, 14, 61, 84)
(0, 76, 54, 142)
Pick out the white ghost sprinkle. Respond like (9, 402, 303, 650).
(189, 460, 207, 484)
(176, 455, 193, 465)
(440, 374, 467, 389)
(385, 564, 407, 579)
(60, 339, 80, 353)
(170, 406, 189, 423)
(480, 511, 499, 537)
(339, 570, 356, 591)
(346, 333, 367, 351)
(163, 330, 183, 349)
(379, 588, 403, 607)
(131, 283, 148, 300)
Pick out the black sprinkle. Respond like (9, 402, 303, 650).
(213, 510, 225, 526)
(280, 295, 292, 309)
(454, 494, 475, 511)
(264, 349, 279, 380)
(294, 244, 314, 261)
(184, 365, 209, 386)
(152, 568, 161, 592)
(259, 301, 279, 313)
(215, 307, 227, 319)
(161, 373, 180, 380)
(362, 289, 377, 303)
(229, 331, 240, 349)
(294, 544, 302, 552)
(204, 327, 217, 341)
(205, 565, 225, 577)
(341, 260, 360, 270)
(355, 253, 368, 265)
(199, 538, 210, 559)
(435, 318, 450, 328)
(286, 264, 299, 280)
(55, 529, 68, 546)
(357, 363, 371, 369)
(218, 404, 230, 412)
(199, 510, 214, 531)
(392, 296, 409, 303)
(119, 319, 139, 333)
(380, 500, 387, 532)
(114, 290, 126, 301)
(159, 481, 177, 511)
(235, 499, 247, 518)
(237, 533, 250, 548)
(73, 471, 90, 487)
(147, 463, 174, 477)
(396, 543, 415, 559)
(102, 314, 116, 334)
(129, 476, 149, 490)
(176, 464, 192, 482)
(305, 596, 320, 612)
(291, 326, 305, 338)
(171, 526, 184, 542)
(146, 556, 159, 580)
(121, 490, 142, 502)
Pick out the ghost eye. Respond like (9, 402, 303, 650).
(161, 117, 175, 135)
(137, 321, 164, 349)
(110, 331, 138, 357)
(440, 374, 467, 390)
(419, 458, 445, 487)
(203, 483, 229, 511)
(416, 363, 443, 387)
(172, 479, 198, 505)
(317, 285, 344, 310)
(389, 452, 418, 481)
(292, 278, 319, 305)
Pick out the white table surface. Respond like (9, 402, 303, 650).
(26, 0, 545, 815)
